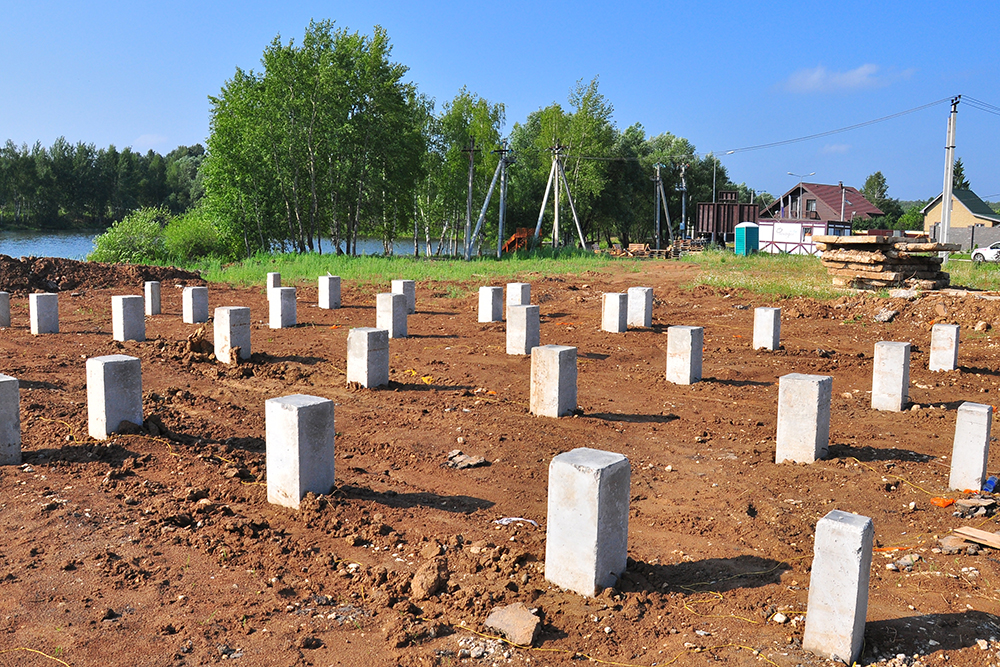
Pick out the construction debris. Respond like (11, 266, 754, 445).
(815, 235, 959, 291)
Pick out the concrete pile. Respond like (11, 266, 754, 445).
(815, 235, 958, 290)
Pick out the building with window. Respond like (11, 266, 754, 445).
(756, 182, 883, 254)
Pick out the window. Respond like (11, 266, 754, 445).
(803, 226, 813, 241)
(806, 199, 817, 212)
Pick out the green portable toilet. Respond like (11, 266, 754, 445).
(735, 222, 759, 256)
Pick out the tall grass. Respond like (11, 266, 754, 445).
(683, 250, 842, 299)
(187, 248, 643, 290)
(948, 260, 1000, 291)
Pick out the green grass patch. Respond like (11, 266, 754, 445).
(179, 248, 643, 292)
(683, 250, 842, 299)
(948, 259, 1000, 291)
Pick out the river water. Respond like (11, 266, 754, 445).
(0, 230, 437, 261)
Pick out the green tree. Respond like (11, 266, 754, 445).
(953, 158, 970, 189)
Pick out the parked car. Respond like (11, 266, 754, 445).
(972, 242, 1000, 262)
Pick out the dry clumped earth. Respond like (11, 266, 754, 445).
(2, 255, 1000, 666)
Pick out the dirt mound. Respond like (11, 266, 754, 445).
(0, 255, 204, 294)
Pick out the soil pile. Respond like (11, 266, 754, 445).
(0, 254, 204, 294)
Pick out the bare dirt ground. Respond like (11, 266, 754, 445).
(2, 256, 1000, 667)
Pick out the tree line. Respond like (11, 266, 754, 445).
(0, 139, 204, 229)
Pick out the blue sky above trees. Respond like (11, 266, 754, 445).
(2, 0, 997, 201)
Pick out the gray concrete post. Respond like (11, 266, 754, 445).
(0, 292, 10, 327)
(214, 306, 251, 363)
(802, 510, 873, 666)
(601, 293, 628, 333)
(30, 293, 59, 334)
(269, 286, 297, 329)
(144, 281, 161, 316)
(318, 275, 341, 309)
(506, 304, 540, 355)
(265, 394, 336, 510)
(666, 325, 703, 385)
(266, 272, 281, 299)
(545, 448, 630, 597)
(86, 355, 142, 440)
(506, 282, 530, 319)
(872, 341, 910, 411)
(626, 287, 653, 328)
(347, 327, 390, 388)
(182, 286, 208, 324)
(112, 295, 145, 342)
(753, 307, 781, 351)
(949, 401, 993, 491)
(0, 374, 21, 465)
(376, 292, 407, 338)
(775, 373, 832, 463)
(391, 279, 416, 314)
(478, 286, 503, 323)
(530, 345, 577, 417)
(929, 323, 960, 372)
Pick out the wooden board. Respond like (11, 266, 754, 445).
(953, 526, 1000, 549)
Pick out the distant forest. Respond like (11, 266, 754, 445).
(0, 139, 204, 229)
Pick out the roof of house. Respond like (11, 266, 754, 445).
(760, 182, 884, 220)
(921, 189, 1000, 223)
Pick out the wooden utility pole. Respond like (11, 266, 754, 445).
(462, 138, 479, 261)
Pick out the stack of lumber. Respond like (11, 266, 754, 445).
(815, 235, 959, 290)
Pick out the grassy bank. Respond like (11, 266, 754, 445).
(683, 250, 841, 299)
(187, 248, 642, 292)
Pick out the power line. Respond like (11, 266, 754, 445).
(964, 96, 1000, 118)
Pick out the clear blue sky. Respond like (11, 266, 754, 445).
(2, 0, 998, 202)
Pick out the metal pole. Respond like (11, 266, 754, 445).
(553, 150, 560, 249)
(940, 96, 960, 262)
(658, 178, 674, 243)
(463, 137, 476, 261)
(556, 159, 588, 250)
(470, 159, 502, 252)
(497, 152, 508, 259)
(533, 160, 556, 240)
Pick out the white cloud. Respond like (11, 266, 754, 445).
(781, 64, 912, 93)
(821, 143, 851, 154)
(132, 134, 168, 151)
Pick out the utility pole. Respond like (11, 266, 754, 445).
(653, 165, 662, 250)
(553, 144, 562, 249)
(470, 142, 513, 257)
(496, 141, 511, 258)
(462, 137, 479, 261)
(940, 95, 960, 261)
(677, 163, 688, 240)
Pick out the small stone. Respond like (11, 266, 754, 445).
(772, 612, 788, 624)
(975, 321, 990, 332)
(410, 557, 448, 600)
(875, 308, 899, 323)
(483, 602, 541, 646)
(978, 639, 989, 650)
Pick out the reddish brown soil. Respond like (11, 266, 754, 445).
(2, 258, 1000, 667)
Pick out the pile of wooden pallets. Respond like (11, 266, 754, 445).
(814, 235, 959, 290)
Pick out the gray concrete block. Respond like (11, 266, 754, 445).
(265, 394, 336, 509)
(182, 286, 208, 324)
(392, 279, 416, 314)
(0, 291, 10, 328)
(872, 341, 910, 411)
(112, 295, 145, 342)
(601, 293, 627, 333)
(949, 401, 993, 491)
(626, 287, 653, 328)
(545, 448, 630, 597)
(214, 306, 251, 363)
(376, 292, 407, 338)
(802, 510, 873, 665)
(30, 293, 59, 334)
(506, 304, 539, 355)
(506, 282, 530, 319)
(478, 286, 503, 323)
(269, 286, 297, 329)
(86, 355, 142, 440)
(929, 323, 960, 372)
(753, 307, 781, 351)
(666, 325, 703, 385)
(347, 327, 389, 388)
(266, 272, 281, 299)
(144, 281, 160, 316)
(530, 345, 577, 418)
(775, 373, 832, 463)
(318, 275, 341, 309)
(0, 374, 21, 465)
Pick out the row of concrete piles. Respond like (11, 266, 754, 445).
(0, 274, 985, 666)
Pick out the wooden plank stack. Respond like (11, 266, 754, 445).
(814, 235, 960, 290)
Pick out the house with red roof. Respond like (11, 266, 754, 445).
(756, 182, 883, 254)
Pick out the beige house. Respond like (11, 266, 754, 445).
(923, 189, 1000, 238)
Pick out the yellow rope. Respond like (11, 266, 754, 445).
(0, 647, 71, 666)
(847, 457, 939, 497)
